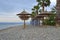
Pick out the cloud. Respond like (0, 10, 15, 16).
(0, 0, 56, 22)
(0, 0, 36, 13)
(0, 0, 56, 13)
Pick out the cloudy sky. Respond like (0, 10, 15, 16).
(0, 0, 56, 22)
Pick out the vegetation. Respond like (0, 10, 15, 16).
(31, 0, 51, 17)
(31, 0, 56, 26)
(43, 7, 56, 26)
(43, 14, 56, 26)
(36, 0, 51, 12)
(31, 12, 36, 17)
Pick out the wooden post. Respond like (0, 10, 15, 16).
(24, 20, 26, 29)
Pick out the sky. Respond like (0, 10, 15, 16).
(0, 0, 56, 22)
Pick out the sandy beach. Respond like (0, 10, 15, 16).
(0, 25, 60, 40)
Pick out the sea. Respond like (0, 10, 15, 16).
(0, 22, 30, 30)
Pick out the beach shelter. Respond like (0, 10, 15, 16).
(17, 10, 31, 28)
(34, 12, 56, 25)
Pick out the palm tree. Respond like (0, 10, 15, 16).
(34, 5, 40, 14)
(31, 5, 40, 16)
(36, 0, 51, 12)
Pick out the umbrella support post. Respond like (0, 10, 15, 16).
(23, 20, 26, 29)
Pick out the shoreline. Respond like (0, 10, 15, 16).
(0, 24, 31, 32)
(0, 24, 58, 31)
(0, 24, 23, 31)
(0, 24, 60, 33)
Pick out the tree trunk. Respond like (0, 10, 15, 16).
(42, 0, 44, 12)
(56, 0, 60, 26)
(36, 10, 38, 15)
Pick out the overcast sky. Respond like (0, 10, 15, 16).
(0, 0, 56, 22)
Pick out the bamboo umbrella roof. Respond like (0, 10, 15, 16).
(17, 10, 31, 15)
(35, 15, 46, 18)
(39, 12, 53, 15)
(34, 12, 56, 20)
(34, 15, 45, 20)
(17, 10, 31, 20)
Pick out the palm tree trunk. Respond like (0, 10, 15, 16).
(36, 10, 38, 15)
(56, 0, 60, 26)
(42, 0, 44, 12)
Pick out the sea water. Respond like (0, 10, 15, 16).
(0, 22, 30, 30)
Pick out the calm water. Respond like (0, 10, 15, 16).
(0, 22, 30, 30)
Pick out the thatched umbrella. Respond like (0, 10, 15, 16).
(39, 12, 53, 16)
(34, 12, 53, 20)
(34, 12, 56, 25)
(17, 10, 31, 28)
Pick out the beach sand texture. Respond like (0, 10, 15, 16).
(0, 25, 60, 40)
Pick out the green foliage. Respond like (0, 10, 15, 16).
(45, 0, 51, 6)
(31, 12, 36, 17)
(31, 0, 51, 15)
(31, 5, 40, 15)
(31, 5, 39, 16)
(43, 14, 56, 26)
(36, 0, 51, 7)
(36, 0, 51, 12)
(43, 6, 56, 26)
(32, 8, 35, 11)
(34, 5, 40, 10)
(48, 15, 56, 25)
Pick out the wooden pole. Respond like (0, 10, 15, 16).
(24, 20, 26, 29)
